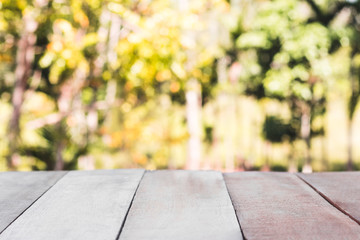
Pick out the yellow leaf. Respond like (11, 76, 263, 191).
(54, 19, 73, 34)
(74, 11, 89, 28)
(170, 81, 180, 93)
(83, 33, 99, 47)
(156, 69, 171, 82)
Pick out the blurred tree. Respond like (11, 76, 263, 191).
(7, 0, 103, 169)
(262, 115, 297, 169)
(2, 0, 357, 171)
(1, 0, 51, 169)
(20, 123, 87, 170)
(231, 0, 330, 172)
(107, 0, 232, 169)
(304, 0, 360, 170)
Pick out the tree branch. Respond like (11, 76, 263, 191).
(26, 99, 123, 130)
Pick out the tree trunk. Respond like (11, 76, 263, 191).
(7, 13, 38, 169)
(261, 141, 271, 171)
(320, 116, 328, 171)
(288, 143, 297, 173)
(301, 108, 312, 173)
(107, 12, 122, 67)
(224, 98, 236, 172)
(347, 117, 354, 171)
(88, 6, 113, 136)
(55, 136, 65, 170)
(185, 79, 202, 170)
(347, 62, 358, 171)
(216, 57, 236, 171)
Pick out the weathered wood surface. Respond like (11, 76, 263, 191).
(299, 172, 360, 224)
(0, 171, 66, 233)
(2, 170, 360, 240)
(224, 172, 360, 240)
(119, 170, 242, 240)
(0, 169, 144, 240)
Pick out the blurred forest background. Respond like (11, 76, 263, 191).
(1, 0, 360, 172)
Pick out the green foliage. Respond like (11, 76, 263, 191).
(1, 0, 360, 171)
(20, 123, 88, 170)
(262, 115, 296, 143)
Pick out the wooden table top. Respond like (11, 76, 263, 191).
(0, 170, 359, 240)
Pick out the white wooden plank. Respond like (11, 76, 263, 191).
(119, 170, 242, 240)
(224, 172, 360, 240)
(0, 169, 144, 240)
(0, 171, 66, 233)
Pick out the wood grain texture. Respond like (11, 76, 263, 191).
(0, 169, 144, 240)
(224, 172, 360, 240)
(0, 171, 66, 233)
(119, 170, 242, 240)
(299, 172, 360, 224)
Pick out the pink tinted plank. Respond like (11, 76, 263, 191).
(224, 172, 360, 240)
(298, 172, 360, 224)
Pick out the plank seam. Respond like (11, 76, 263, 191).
(115, 170, 146, 240)
(222, 173, 247, 240)
(0, 171, 69, 235)
(296, 173, 360, 226)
